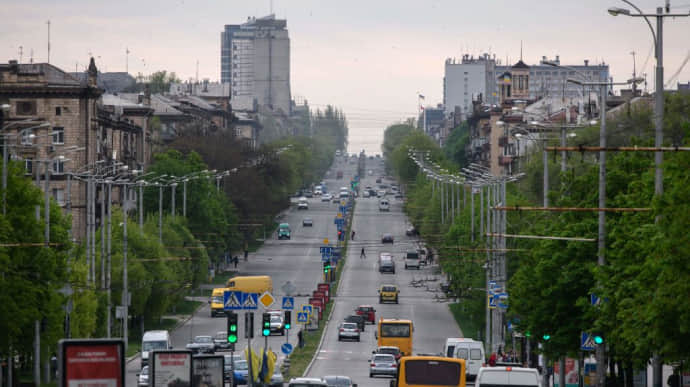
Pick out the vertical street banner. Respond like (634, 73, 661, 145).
(151, 350, 193, 387)
(58, 339, 125, 387)
(192, 355, 224, 387)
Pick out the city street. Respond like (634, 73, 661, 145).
(125, 157, 360, 386)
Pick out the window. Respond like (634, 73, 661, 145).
(52, 127, 64, 144)
(52, 188, 65, 206)
(24, 160, 33, 175)
(456, 348, 468, 359)
(52, 159, 65, 174)
(21, 129, 33, 145)
(470, 348, 483, 360)
(381, 323, 411, 337)
(55, 107, 62, 116)
(16, 101, 37, 115)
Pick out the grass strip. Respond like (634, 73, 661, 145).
(449, 302, 484, 340)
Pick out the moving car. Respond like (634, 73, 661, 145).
(303, 217, 313, 227)
(314, 187, 323, 196)
(405, 226, 418, 237)
(323, 375, 357, 387)
(304, 190, 313, 198)
(232, 360, 249, 386)
(322, 193, 333, 202)
(394, 192, 403, 199)
(381, 234, 394, 244)
(213, 330, 233, 351)
(278, 223, 292, 239)
(288, 378, 328, 387)
(362, 190, 370, 198)
(373, 346, 402, 362)
(378, 284, 399, 303)
(223, 354, 245, 384)
(344, 315, 366, 332)
(378, 199, 390, 211)
(337, 322, 360, 341)
(141, 330, 171, 368)
(377, 190, 386, 198)
(378, 257, 396, 274)
(186, 335, 215, 354)
(137, 366, 149, 387)
(269, 313, 286, 336)
(270, 368, 285, 387)
(404, 250, 421, 270)
(297, 198, 309, 210)
(355, 305, 376, 324)
(476, 366, 540, 387)
(210, 287, 229, 317)
(445, 338, 486, 380)
(369, 353, 397, 378)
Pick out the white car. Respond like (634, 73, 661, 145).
(137, 366, 149, 387)
(362, 190, 370, 198)
(298, 197, 309, 210)
(322, 193, 333, 202)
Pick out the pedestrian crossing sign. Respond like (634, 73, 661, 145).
(282, 297, 294, 310)
(224, 291, 243, 310)
(297, 312, 308, 323)
(241, 293, 258, 310)
(301, 304, 313, 316)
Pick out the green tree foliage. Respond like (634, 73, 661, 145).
(443, 122, 470, 168)
(0, 162, 72, 357)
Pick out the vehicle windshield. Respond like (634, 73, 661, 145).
(234, 360, 248, 371)
(324, 376, 352, 386)
(404, 359, 462, 385)
(211, 295, 223, 303)
(379, 348, 399, 355)
(381, 323, 411, 337)
(382, 286, 397, 292)
(142, 340, 167, 351)
(195, 336, 212, 343)
(342, 323, 357, 329)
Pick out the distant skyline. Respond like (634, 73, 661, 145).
(2, 0, 690, 131)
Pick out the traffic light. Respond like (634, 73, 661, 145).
(284, 311, 291, 330)
(245, 312, 254, 338)
(262, 313, 271, 336)
(337, 230, 343, 240)
(593, 333, 604, 345)
(226, 312, 238, 344)
(543, 334, 551, 341)
(323, 261, 330, 274)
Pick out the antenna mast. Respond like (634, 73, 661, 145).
(46, 20, 51, 64)
(19, 46, 23, 64)
(270, 0, 274, 15)
(126, 47, 130, 73)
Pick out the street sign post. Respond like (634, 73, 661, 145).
(223, 291, 243, 310)
(281, 297, 294, 310)
(297, 312, 308, 323)
(581, 332, 596, 351)
(240, 293, 258, 310)
(259, 292, 275, 309)
(281, 343, 293, 355)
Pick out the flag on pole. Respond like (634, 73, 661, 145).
(418, 94, 425, 100)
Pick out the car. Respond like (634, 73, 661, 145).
(321, 193, 333, 202)
(269, 313, 285, 335)
(304, 190, 313, 198)
(376, 178, 382, 183)
(223, 354, 245, 383)
(186, 335, 215, 354)
(278, 223, 291, 239)
(381, 234, 394, 244)
(323, 375, 357, 387)
(288, 377, 328, 387)
(314, 188, 323, 196)
(373, 346, 402, 362)
(378, 284, 399, 303)
(344, 315, 366, 332)
(377, 190, 386, 198)
(303, 217, 313, 227)
(476, 366, 540, 387)
(232, 359, 249, 385)
(369, 353, 397, 378)
(368, 189, 377, 197)
(213, 331, 232, 351)
(394, 192, 403, 199)
(332, 196, 340, 203)
(297, 198, 309, 210)
(270, 368, 285, 387)
(137, 366, 149, 387)
(354, 305, 376, 324)
(378, 257, 395, 274)
(362, 190, 370, 198)
(405, 226, 418, 237)
(337, 322, 360, 341)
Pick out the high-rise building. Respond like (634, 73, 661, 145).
(443, 54, 498, 120)
(221, 15, 291, 114)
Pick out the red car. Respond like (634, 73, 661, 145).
(355, 305, 376, 324)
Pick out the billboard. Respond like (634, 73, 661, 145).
(152, 350, 193, 387)
(192, 355, 224, 387)
(58, 339, 125, 387)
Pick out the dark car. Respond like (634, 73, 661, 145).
(405, 226, 418, 237)
(355, 305, 376, 324)
(376, 178, 382, 183)
(378, 258, 395, 274)
(344, 315, 366, 332)
(381, 234, 394, 244)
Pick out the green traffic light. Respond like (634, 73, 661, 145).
(543, 334, 551, 341)
(525, 331, 531, 337)
(285, 323, 291, 329)
(262, 329, 270, 336)
(228, 334, 238, 343)
(229, 325, 237, 333)
(594, 335, 604, 345)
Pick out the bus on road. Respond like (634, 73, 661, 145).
(377, 318, 413, 356)
(391, 356, 466, 387)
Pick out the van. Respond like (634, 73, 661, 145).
(209, 287, 229, 317)
(226, 275, 273, 295)
(378, 199, 390, 212)
(476, 366, 540, 387)
(141, 330, 171, 368)
(444, 338, 486, 380)
(278, 223, 291, 239)
(404, 250, 420, 270)
(297, 198, 309, 210)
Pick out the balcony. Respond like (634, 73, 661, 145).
(499, 155, 513, 166)
(498, 136, 509, 147)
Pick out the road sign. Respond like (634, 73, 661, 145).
(297, 312, 308, 323)
(241, 293, 258, 310)
(259, 292, 275, 308)
(320, 246, 333, 256)
(323, 238, 329, 245)
(282, 297, 294, 310)
(337, 212, 343, 218)
(488, 294, 497, 309)
(590, 294, 601, 306)
(281, 343, 293, 355)
(321, 255, 331, 263)
(334, 218, 344, 226)
(497, 293, 509, 309)
(301, 304, 313, 316)
(581, 332, 596, 351)
(224, 291, 243, 310)
(281, 281, 296, 296)
(339, 206, 347, 213)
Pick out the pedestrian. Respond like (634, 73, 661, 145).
(351, 230, 355, 240)
(489, 352, 497, 367)
(360, 247, 366, 259)
(233, 256, 239, 269)
(244, 249, 249, 262)
(668, 372, 680, 387)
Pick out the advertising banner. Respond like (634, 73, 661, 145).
(58, 339, 125, 387)
(192, 355, 224, 387)
(152, 350, 193, 387)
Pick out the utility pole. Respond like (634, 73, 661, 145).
(107, 181, 112, 338)
(470, 187, 475, 241)
(122, 185, 130, 355)
(138, 182, 143, 229)
(543, 148, 549, 207)
(46, 20, 51, 64)
(158, 184, 163, 244)
(171, 182, 177, 218)
(596, 83, 608, 387)
(183, 179, 187, 217)
(101, 182, 106, 289)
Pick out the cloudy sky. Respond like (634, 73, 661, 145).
(2, 0, 689, 142)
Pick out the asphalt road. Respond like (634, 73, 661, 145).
(125, 156, 360, 386)
(304, 158, 463, 386)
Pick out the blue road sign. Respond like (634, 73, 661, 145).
(581, 332, 596, 351)
(488, 294, 498, 309)
(297, 312, 308, 323)
(302, 304, 313, 315)
(497, 293, 509, 309)
(590, 294, 600, 306)
(321, 255, 330, 263)
(224, 291, 243, 310)
(281, 343, 294, 355)
(320, 246, 333, 256)
(240, 293, 258, 310)
(282, 297, 294, 310)
(334, 218, 345, 226)
(339, 206, 347, 213)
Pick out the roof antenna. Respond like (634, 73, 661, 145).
(270, 0, 273, 15)
(520, 40, 523, 61)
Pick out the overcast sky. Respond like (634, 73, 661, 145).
(2, 0, 689, 129)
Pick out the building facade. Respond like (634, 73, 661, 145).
(443, 54, 497, 120)
(220, 15, 291, 114)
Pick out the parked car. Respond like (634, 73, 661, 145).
(137, 366, 149, 387)
(369, 354, 397, 378)
(344, 315, 366, 332)
(323, 375, 357, 387)
(362, 190, 370, 198)
(213, 331, 232, 351)
(303, 217, 313, 227)
(337, 322, 360, 342)
(373, 346, 402, 362)
(394, 192, 403, 199)
(381, 234, 394, 244)
(223, 354, 245, 383)
(376, 178, 382, 183)
(354, 305, 376, 324)
(186, 335, 215, 354)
